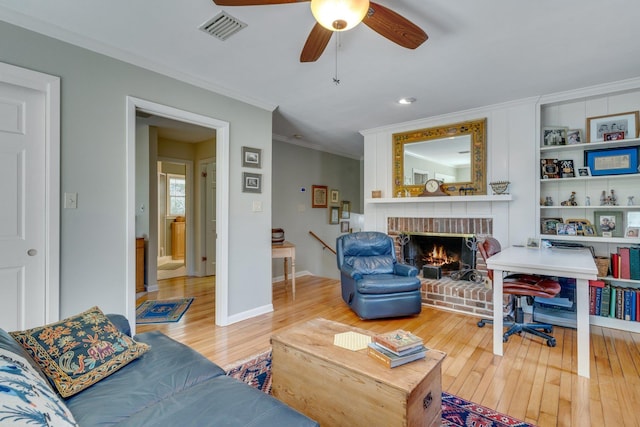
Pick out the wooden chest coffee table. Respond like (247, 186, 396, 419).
(271, 318, 446, 427)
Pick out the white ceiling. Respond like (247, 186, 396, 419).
(2, 0, 640, 158)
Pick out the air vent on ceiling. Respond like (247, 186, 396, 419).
(199, 11, 247, 41)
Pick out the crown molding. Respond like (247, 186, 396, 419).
(0, 10, 277, 113)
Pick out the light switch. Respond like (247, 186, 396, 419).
(252, 201, 263, 212)
(64, 192, 78, 209)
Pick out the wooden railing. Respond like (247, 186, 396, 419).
(308, 231, 336, 255)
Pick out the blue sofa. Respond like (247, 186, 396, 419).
(0, 315, 318, 426)
(336, 231, 422, 319)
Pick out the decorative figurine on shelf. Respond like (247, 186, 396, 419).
(544, 196, 553, 206)
(600, 189, 618, 206)
(561, 192, 578, 206)
(585, 196, 591, 206)
(628, 196, 635, 206)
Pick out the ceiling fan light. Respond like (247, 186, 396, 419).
(310, 0, 370, 32)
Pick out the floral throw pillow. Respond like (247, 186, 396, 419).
(0, 348, 78, 426)
(9, 306, 150, 398)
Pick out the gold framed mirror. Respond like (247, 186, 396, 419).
(392, 118, 487, 197)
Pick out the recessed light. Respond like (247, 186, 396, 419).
(293, 134, 303, 139)
(398, 97, 417, 105)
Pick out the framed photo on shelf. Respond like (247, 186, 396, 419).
(594, 210, 623, 237)
(565, 218, 592, 235)
(558, 159, 575, 177)
(241, 146, 262, 168)
(627, 211, 640, 227)
(542, 127, 568, 146)
(242, 172, 261, 193)
(556, 223, 577, 236)
(540, 217, 564, 235)
(566, 129, 583, 145)
(584, 146, 639, 176)
(586, 111, 639, 142)
(577, 166, 591, 177)
(312, 185, 328, 208)
(626, 227, 640, 238)
(540, 158, 560, 179)
(329, 206, 340, 224)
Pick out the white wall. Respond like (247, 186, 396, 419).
(0, 21, 273, 322)
(361, 98, 539, 246)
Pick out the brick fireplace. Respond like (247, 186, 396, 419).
(388, 217, 507, 317)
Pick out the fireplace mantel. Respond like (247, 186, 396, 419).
(366, 194, 512, 204)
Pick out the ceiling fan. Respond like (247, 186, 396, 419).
(211, 0, 428, 62)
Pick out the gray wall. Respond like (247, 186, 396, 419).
(0, 21, 273, 321)
(272, 140, 362, 279)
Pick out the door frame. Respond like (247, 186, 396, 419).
(0, 61, 60, 323)
(126, 97, 229, 332)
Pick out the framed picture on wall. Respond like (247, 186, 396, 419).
(340, 221, 349, 233)
(242, 172, 261, 193)
(330, 189, 339, 204)
(241, 146, 262, 168)
(340, 200, 351, 219)
(329, 206, 339, 224)
(312, 185, 328, 208)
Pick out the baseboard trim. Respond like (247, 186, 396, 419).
(226, 304, 274, 325)
(271, 270, 312, 283)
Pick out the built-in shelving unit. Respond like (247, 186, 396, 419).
(537, 84, 640, 332)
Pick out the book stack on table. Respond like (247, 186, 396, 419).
(367, 329, 427, 368)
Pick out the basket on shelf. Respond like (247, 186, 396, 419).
(594, 256, 609, 277)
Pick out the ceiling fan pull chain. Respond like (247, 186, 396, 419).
(333, 32, 340, 85)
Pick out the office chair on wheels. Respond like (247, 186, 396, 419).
(476, 237, 561, 347)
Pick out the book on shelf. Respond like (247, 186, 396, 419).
(630, 247, 640, 280)
(367, 342, 427, 368)
(619, 247, 631, 280)
(600, 285, 611, 318)
(611, 253, 621, 278)
(372, 329, 423, 353)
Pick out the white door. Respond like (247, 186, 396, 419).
(0, 80, 47, 330)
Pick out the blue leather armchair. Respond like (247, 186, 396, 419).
(336, 232, 422, 319)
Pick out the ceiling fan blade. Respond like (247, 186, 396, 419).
(300, 23, 333, 63)
(212, 0, 307, 5)
(363, 2, 427, 49)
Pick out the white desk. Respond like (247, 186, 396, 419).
(486, 246, 597, 377)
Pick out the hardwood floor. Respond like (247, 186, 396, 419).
(136, 275, 640, 427)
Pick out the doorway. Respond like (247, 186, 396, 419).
(126, 96, 230, 330)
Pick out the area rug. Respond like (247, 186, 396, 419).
(135, 297, 194, 324)
(225, 349, 535, 427)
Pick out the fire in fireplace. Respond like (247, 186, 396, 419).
(423, 244, 460, 270)
(399, 233, 476, 274)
